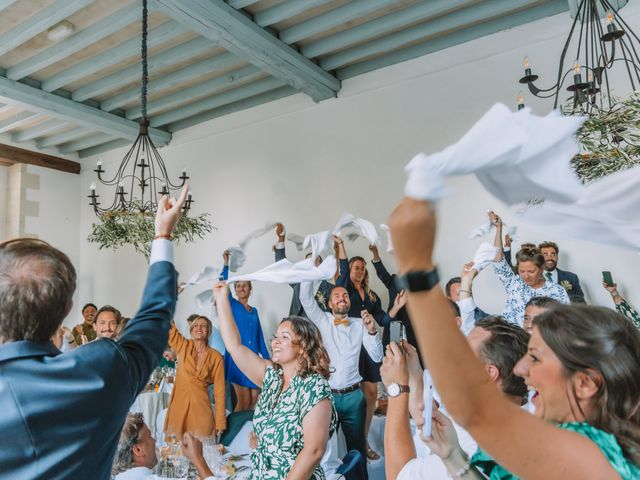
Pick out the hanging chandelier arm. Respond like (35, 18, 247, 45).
(553, 0, 586, 107)
(148, 140, 185, 189)
(602, 0, 640, 45)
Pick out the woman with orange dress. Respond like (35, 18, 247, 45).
(163, 315, 226, 440)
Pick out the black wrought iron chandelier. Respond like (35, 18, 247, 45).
(88, 0, 192, 215)
(518, 0, 640, 114)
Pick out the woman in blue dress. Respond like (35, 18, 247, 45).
(220, 250, 270, 411)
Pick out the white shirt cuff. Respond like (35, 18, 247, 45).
(503, 247, 511, 252)
(149, 239, 174, 265)
(276, 242, 285, 248)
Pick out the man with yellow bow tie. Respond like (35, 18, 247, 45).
(300, 281, 382, 479)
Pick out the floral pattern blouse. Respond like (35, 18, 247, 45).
(493, 257, 570, 325)
(616, 299, 640, 330)
(471, 422, 640, 479)
(250, 366, 337, 479)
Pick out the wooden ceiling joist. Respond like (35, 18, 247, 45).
(0, 143, 80, 174)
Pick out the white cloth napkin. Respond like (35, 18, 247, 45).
(470, 242, 499, 272)
(404, 104, 585, 205)
(333, 212, 380, 247)
(227, 255, 337, 284)
(380, 224, 393, 252)
(182, 265, 221, 288)
(517, 165, 640, 251)
(226, 222, 280, 271)
(286, 232, 305, 251)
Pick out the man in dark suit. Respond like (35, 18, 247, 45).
(0, 188, 187, 480)
(538, 241, 586, 303)
(273, 223, 332, 317)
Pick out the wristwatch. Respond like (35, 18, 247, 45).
(395, 268, 439, 292)
(387, 383, 410, 397)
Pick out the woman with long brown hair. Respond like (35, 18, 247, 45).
(387, 197, 640, 480)
(213, 281, 336, 480)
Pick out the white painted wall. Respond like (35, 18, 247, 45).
(24, 165, 82, 326)
(73, 5, 640, 338)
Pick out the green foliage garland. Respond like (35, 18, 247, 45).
(568, 93, 640, 183)
(88, 201, 214, 259)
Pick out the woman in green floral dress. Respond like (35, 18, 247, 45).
(213, 282, 337, 479)
(387, 198, 640, 480)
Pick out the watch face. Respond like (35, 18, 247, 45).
(388, 383, 400, 397)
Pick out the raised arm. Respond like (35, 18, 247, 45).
(370, 244, 395, 289)
(274, 223, 286, 262)
(388, 198, 619, 480)
(490, 211, 504, 261)
(361, 310, 383, 362)
(334, 235, 349, 287)
(213, 282, 268, 387)
(168, 322, 188, 353)
(604, 282, 640, 329)
(299, 280, 327, 326)
(380, 342, 415, 480)
(117, 186, 187, 394)
(458, 263, 479, 335)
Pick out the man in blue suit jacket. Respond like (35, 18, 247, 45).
(0, 188, 188, 480)
(538, 241, 586, 303)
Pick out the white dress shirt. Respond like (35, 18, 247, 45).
(299, 281, 382, 390)
(456, 297, 477, 336)
(544, 269, 558, 283)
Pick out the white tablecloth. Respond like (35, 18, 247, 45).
(130, 391, 170, 435)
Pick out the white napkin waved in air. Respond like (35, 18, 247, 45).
(404, 104, 585, 205)
(182, 265, 221, 288)
(380, 224, 393, 252)
(517, 165, 640, 251)
(227, 255, 337, 284)
(304, 213, 381, 261)
(470, 243, 500, 272)
(226, 221, 280, 271)
(286, 232, 305, 251)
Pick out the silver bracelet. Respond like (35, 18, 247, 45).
(449, 461, 471, 478)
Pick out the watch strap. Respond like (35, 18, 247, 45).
(395, 268, 439, 292)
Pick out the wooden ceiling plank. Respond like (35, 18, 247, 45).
(41, 21, 188, 93)
(36, 126, 92, 149)
(0, 142, 80, 174)
(150, 76, 284, 127)
(153, 0, 340, 101)
(8, 3, 143, 81)
(167, 85, 296, 132)
(337, 0, 568, 79)
(0, 0, 94, 58)
(254, 0, 331, 27)
(100, 51, 241, 112)
(322, 0, 541, 70)
(279, 0, 398, 45)
(303, 0, 473, 58)
(126, 65, 262, 119)
(11, 119, 70, 142)
(71, 36, 213, 102)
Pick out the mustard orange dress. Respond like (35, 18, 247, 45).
(164, 324, 227, 438)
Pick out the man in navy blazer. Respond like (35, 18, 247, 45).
(538, 241, 585, 303)
(0, 188, 188, 480)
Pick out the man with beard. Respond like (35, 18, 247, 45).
(299, 282, 382, 478)
(537, 241, 585, 303)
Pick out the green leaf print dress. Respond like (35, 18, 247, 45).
(250, 366, 337, 479)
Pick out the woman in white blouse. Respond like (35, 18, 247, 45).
(489, 211, 569, 324)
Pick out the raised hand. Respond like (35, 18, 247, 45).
(361, 310, 376, 334)
(423, 408, 461, 460)
(213, 281, 229, 303)
(369, 244, 380, 261)
(155, 186, 189, 237)
(380, 342, 408, 387)
(222, 249, 230, 266)
(488, 210, 502, 227)
(276, 223, 285, 239)
(504, 233, 512, 248)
